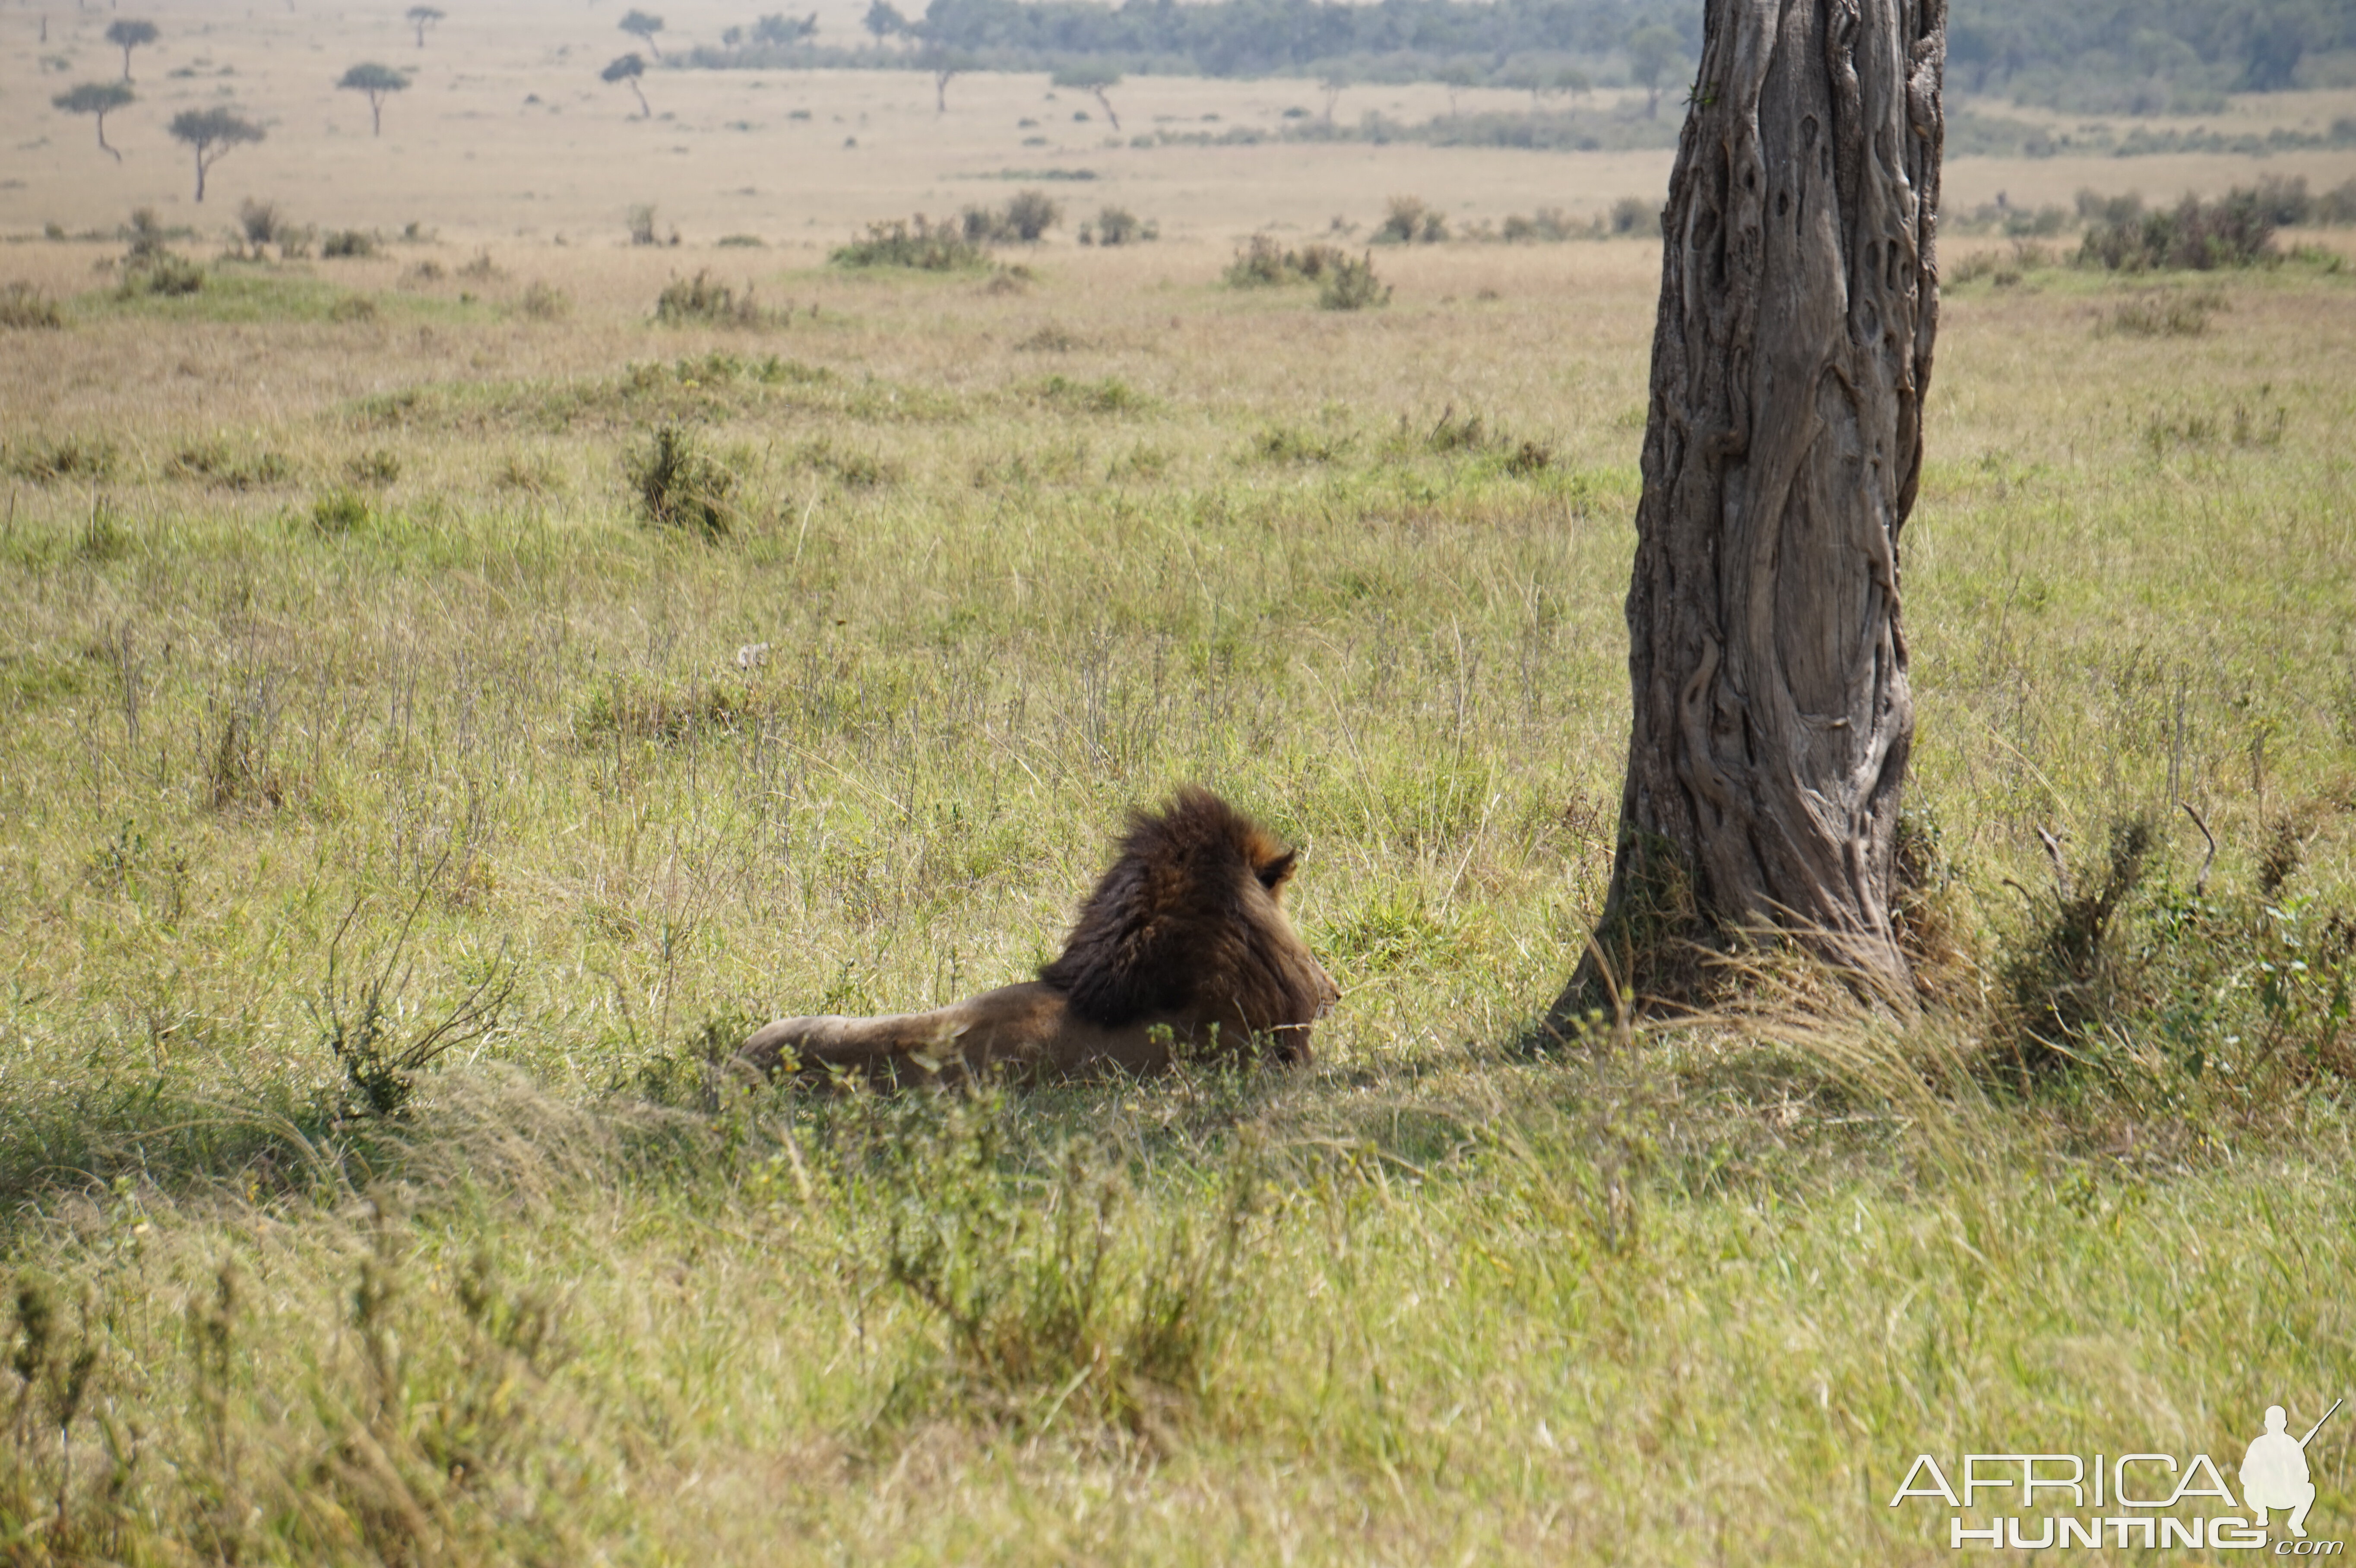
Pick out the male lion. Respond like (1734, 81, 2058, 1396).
(739, 788, 1337, 1083)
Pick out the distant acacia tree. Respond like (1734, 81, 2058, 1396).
(618, 9, 666, 59)
(405, 6, 444, 48)
(1434, 60, 1475, 118)
(754, 11, 818, 45)
(603, 54, 651, 118)
(1318, 71, 1347, 124)
(1051, 62, 1123, 130)
(106, 18, 159, 82)
(924, 47, 977, 112)
(338, 63, 410, 136)
(168, 107, 263, 202)
(54, 81, 135, 162)
(1625, 23, 1682, 119)
(863, 0, 907, 48)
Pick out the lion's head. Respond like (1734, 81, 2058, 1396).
(1038, 787, 1337, 1060)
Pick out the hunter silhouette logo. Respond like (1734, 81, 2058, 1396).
(1888, 1396, 2344, 1551)
(2246, 1400, 2340, 1540)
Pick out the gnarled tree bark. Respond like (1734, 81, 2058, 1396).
(1552, 0, 1945, 1022)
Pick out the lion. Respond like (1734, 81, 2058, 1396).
(738, 788, 1338, 1084)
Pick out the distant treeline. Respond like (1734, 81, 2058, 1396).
(690, 0, 1696, 82)
(687, 0, 2354, 109)
(1955, 0, 2356, 111)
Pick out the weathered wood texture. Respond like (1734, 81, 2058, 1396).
(1561, 0, 1946, 1013)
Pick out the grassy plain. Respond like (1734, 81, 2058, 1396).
(5, 6, 2356, 1564)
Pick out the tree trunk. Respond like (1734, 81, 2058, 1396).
(1552, 0, 1945, 1025)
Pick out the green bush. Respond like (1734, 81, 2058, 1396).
(119, 250, 205, 297)
(168, 442, 294, 490)
(1222, 234, 1347, 288)
(1377, 194, 1447, 243)
(625, 423, 737, 538)
(6, 434, 119, 484)
(307, 489, 372, 535)
(0, 282, 64, 329)
(1609, 195, 1659, 237)
(959, 193, 1064, 246)
(1317, 250, 1390, 310)
(653, 269, 771, 327)
(1993, 812, 2354, 1096)
(2079, 185, 2282, 271)
(831, 216, 988, 271)
(1083, 205, 1156, 245)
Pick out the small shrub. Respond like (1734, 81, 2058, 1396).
(1317, 250, 1390, 310)
(2079, 187, 2279, 272)
(307, 489, 372, 535)
(310, 894, 518, 1119)
(654, 270, 772, 326)
(1990, 811, 2356, 1096)
(328, 293, 380, 322)
(2103, 290, 2222, 337)
(122, 206, 177, 268)
(167, 442, 293, 489)
(627, 203, 661, 247)
(119, 250, 205, 297)
(1377, 194, 1446, 243)
(6, 434, 118, 484)
(321, 229, 378, 259)
(0, 282, 63, 329)
(1034, 373, 1146, 414)
(716, 233, 767, 248)
(236, 196, 288, 250)
(1222, 234, 1347, 288)
(518, 278, 570, 320)
(2317, 177, 2356, 225)
(1250, 425, 1355, 465)
(345, 448, 402, 486)
(2076, 188, 2145, 228)
(1083, 205, 1155, 245)
(574, 674, 768, 746)
(1610, 195, 1660, 236)
(794, 436, 900, 488)
(625, 423, 736, 537)
(831, 216, 987, 270)
(1500, 206, 1583, 243)
(959, 191, 1064, 246)
(1003, 188, 1061, 242)
(457, 249, 503, 280)
(496, 450, 565, 496)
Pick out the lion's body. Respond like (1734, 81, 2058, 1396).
(739, 790, 1336, 1083)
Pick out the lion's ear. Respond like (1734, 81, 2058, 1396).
(1255, 850, 1298, 892)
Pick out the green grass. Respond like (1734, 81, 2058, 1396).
(76, 267, 493, 326)
(0, 239, 2352, 1561)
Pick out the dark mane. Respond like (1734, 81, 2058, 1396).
(1039, 787, 1304, 1028)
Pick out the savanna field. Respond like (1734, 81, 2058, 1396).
(4, 3, 2356, 1561)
